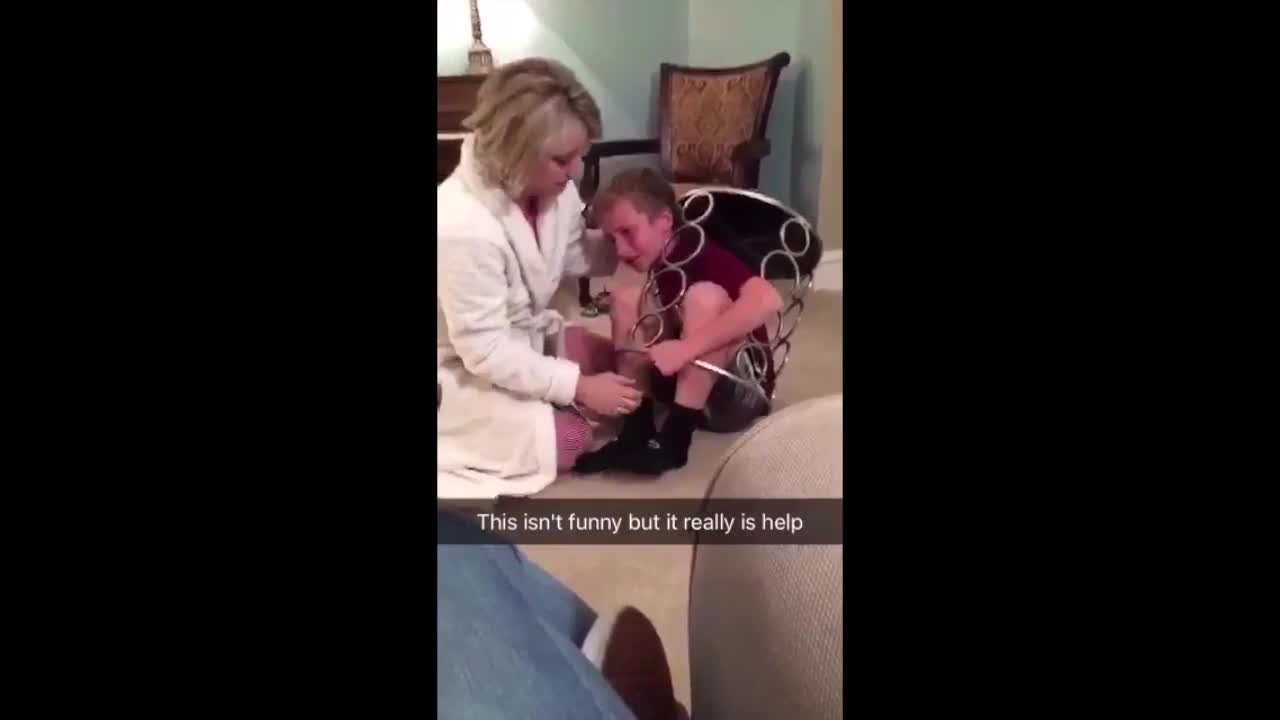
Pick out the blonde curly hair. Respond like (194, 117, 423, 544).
(463, 58, 602, 197)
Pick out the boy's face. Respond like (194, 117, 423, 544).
(600, 198, 673, 272)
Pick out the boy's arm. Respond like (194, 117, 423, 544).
(681, 276, 782, 360)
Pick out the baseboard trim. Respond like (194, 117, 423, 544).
(814, 249, 843, 291)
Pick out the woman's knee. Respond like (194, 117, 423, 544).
(554, 409, 593, 471)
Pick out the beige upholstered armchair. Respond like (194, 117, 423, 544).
(688, 393, 843, 719)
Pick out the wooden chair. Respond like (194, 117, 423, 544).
(576, 52, 791, 314)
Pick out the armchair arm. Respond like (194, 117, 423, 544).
(730, 138, 771, 163)
(722, 138, 773, 189)
(690, 395, 844, 719)
(581, 138, 661, 199)
(593, 138, 661, 158)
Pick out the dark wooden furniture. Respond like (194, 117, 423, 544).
(438, 74, 486, 183)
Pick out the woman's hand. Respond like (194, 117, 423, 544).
(575, 373, 642, 417)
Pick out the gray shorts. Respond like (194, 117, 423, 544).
(650, 361, 771, 434)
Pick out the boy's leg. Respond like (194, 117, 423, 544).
(671, 283, 735, 412)
(564, 325, 617, 377)
(649, 282, 735, 467)
(609, 283, 656, 390)
(573, 283, 661, 473)
(597, 282, 738, 475)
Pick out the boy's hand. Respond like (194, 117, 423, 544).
(648, 340, 696, 377)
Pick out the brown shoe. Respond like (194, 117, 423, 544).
(590, 606, 680, 720)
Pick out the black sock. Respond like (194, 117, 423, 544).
(616, 398, 656, 447)
(606, 403, 700, 476)
(659, 403, 700, 464)
(573, 398, 657, 473)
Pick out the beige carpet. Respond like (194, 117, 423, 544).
(523, 278, 843, 708)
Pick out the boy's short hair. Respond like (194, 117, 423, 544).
(591, 168, 680, 225)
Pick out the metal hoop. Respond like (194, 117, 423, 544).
(630, 314, 665, 348)
(678, 188, 715, 226)
(760, 249, 803, 288)
(773, 297, 806, 347)
(779, 217, 812, 256)
(772, 339, 793, 378)
(639, 266, 688, 316)
(732, 351, 760, 385)
(660, 223, 706, 268)
(797, 272, 815, 302)
(738, 341, 772, 381)
(629, 312, 666, 348)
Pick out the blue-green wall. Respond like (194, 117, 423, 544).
(437, 0, 688, 140)
(688, 0, 831, 222)
(438, 0, 832, 221)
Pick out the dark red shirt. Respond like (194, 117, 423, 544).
(655, 233, 775, 392)
(656, 236, 756, 307)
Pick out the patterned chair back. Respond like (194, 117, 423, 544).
(659, 53, 790, 188)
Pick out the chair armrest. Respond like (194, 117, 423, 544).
(730, 138, 771, 163)
(592, 138, 661, 158)
(581, 138, 661, 199)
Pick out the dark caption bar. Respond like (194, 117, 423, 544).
(438, 498, 842, 545)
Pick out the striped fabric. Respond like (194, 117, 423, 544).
(553, 407, 593, 471)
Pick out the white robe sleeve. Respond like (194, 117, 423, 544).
(439, 234, 581, 406)
(562, 187, 618, 278)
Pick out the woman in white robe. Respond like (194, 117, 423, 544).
(437, 58, 641, 500)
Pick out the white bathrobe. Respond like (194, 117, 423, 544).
(437, 136, 616, 500)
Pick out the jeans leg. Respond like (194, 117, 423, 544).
(438, 510, 597, 644)
(437, 512, 633, 720)
(506, 548, 599, 646)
